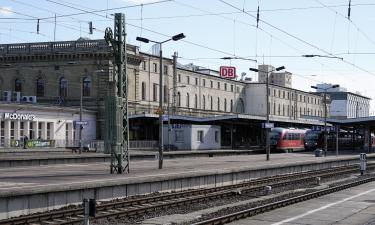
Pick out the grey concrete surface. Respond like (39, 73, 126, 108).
(228, 181, 375, 225)
(0, 149, 262, 167)
(0, 153, 373, 219)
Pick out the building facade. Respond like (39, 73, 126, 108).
(258, 65, 292, 88)
(313, 83, 371, 119)
(0, 103, 96, 147)
(245, 83, 326, 120)
(0, 39, 329, 148)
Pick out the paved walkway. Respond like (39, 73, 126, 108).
(0, 152, 369, 194)
(229, 181, 375, 225)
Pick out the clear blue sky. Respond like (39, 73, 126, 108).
(2, 0, 375, 111)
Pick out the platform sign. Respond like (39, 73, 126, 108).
(220, 66, 236, 79)
(262, 123, 274, 129)
(311, 126, 336, 132)
(75, 121, 88, 126)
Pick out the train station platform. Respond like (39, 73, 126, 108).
(0, 152, 373, 219)
(0, 149, 262, 168)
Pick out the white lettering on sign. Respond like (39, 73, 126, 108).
(220, 66, 236, 79)
(4, 113, 36, 121)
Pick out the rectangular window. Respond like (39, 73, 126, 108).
(142, 61, 146, 70)
(236, 87, 240, 93)
(217, 82, 220, 89)
(47, 123, 51, 140)
(65, 123, 69, 143)
(203, 79, 206, 87)
(10, 121, 14, 139)
(231, 85, 234, 92)
(38, 122, 42, 139)
(215, 131, 219, 143)
(210, 81, 213, 88)
(0, 121, 4, 147)
(164, 65, 168, 75)
(175, 130, 184, 142)
(153, 83, 158, 101)
(178, 74, 181, 82)
(224, 83, 227, 91)
(29, 122, 33, 139)
(197, 130, 204, 143)
(20, 121, 24, 137)
(195, 77, 198, 85)
(187, 76, 190, 84)
(153, 63, 157, 72)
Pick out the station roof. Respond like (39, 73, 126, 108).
(130, 113, 325, 126)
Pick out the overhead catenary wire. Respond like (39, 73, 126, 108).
(173, 0, 354, 83)
(218, 0, 375, 80)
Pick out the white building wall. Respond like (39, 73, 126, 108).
(163, 124, 220, 150)
(330, 100, 347, 118)
(190, 125, 220, 150)
(0, 104, 96, 148)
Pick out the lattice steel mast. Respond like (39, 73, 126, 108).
(104, 13, 129, 174)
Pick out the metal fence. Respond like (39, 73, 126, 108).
(129, 140, 158, 150)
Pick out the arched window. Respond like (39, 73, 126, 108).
(59, 77, 68, 98)
(36, 78, 45, 97)
(141, 82, 146, 100)
(217, 97, 220, 111)
(224, 98, 227, 112)
(82, 77, 91, 97)
(177, 92, 181, 106)
(15, 79, 22, 92)
(236, 98, 245, 113)
(203, 95, 206, 110)
(230, 99, 233, 112)
(186, 93, 190, 108)
(210, 96, 213, 110)
(194, 94, 198, 108)
(163, 85, 167, 103)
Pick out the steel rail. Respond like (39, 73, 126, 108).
(0, 164, 371, 225)
(192, 176, 375, 225)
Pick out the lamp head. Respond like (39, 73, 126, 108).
(136, 37, 149, 43)
(172, 33, 185, 41)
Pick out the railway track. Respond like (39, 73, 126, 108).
(0, 164, 372, 225)
(192, 175, 375, 225)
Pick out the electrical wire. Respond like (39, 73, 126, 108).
(218, 0, 375, 80)
(173, 0, 353, 84)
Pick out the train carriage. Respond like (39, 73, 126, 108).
(270, 127, 308, 152)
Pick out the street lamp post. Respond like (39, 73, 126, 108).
(311, 84, 339, 157)
(249, 66, 285, 161)
(79, 77, 83, 154)
(167, 85, 186, 151)
(136, 33, 186, 169)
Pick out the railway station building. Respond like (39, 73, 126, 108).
(0, 39, 329, 149)
(0, 103, 96, 148)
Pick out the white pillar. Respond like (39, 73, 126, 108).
(33, 121, 38, 139)
(50, 122, 55, 140)
(4, 120, 10, 147)
(24, 121, 30, 138)
(41, 122, 47, 139)
(14, 120, 20, 140)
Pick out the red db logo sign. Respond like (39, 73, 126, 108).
(220, 66, 236, 79)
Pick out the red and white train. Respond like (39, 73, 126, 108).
(270, 127, 308, 152)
